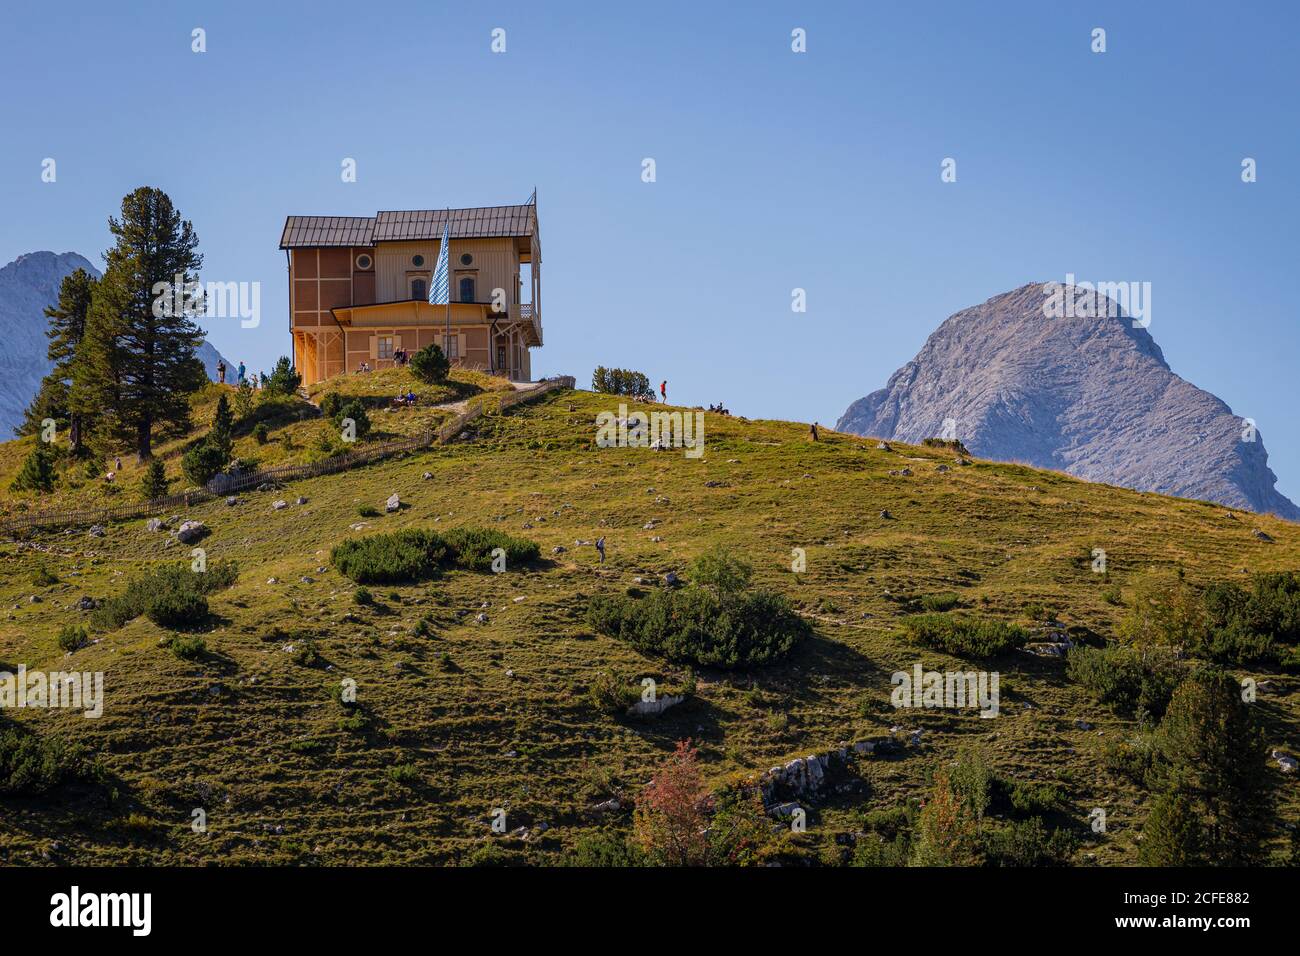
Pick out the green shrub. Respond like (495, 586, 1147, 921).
(56, 625, 88, 653)
(319, 392, 343, 419)
(10, 443, 57, 492)
(1066, 644, 1185, 721)
(563, 833, 646, 867)
(181, 441, 226, 486)
(587, 560, 808, 669)
(332, 527, 539, 583)
(334, 400, 371, 439)
(353, 586, 375, 606)
(441, 527, 540, 571)
(591, 366, 653, 400)
(91, 561, 238, 631)
(140, 459, 168, 500)
(587, 671, 638, 715)
(265, 356, 302, 396)
(357, 505, 380, 518)
(292, 643, 322, 667)
(386, 763, 421, 786)
(0, 724, 97, 795)
(410, 344, 451, 384)
(900, 613, 1029, 658)
(919, 592, 960, 613)
(252, 422, 269, 445)
(167, 634, 207, 660)
(32, 565, 59, 586)
(334, 531, 448, 584)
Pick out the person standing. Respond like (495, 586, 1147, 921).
(595, 536, 606, 563)
(659, 380, 667, 403)
(809, 421, 820, 442)
(237, 361, 246, 384)
(216, 359, 226, 384)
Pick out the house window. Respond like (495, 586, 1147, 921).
(377, 335, 394, 360)
(355, 253, 372, 270)
(445, 336, 459, 360)
(460, 253, 473, 266)
(411, 278, 427, 300)
(412, 255, 425, 267)
(459, 276, 475, 302)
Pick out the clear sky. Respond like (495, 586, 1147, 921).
(2, 1, 1297, 500)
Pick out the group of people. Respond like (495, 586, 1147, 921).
(216, 360, 257, 387)
(391, 389, 418, 408)
(393, 347, 409, 366)
(356, 361, 372, 373)
(707, 403, 731, 415)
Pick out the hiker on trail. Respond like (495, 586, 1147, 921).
(809, 421, 820, 442)
(595, 536, 606, 563)
(660, 380, 667, 402)
(217, 360, 226, 384)
(237, 361, 246, 383)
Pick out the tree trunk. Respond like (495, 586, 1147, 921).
(69, 413, 82, 455)
(137, 415, 152, 463)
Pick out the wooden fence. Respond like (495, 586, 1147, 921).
(0, 377, 574, 535)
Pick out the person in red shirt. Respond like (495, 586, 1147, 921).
(660, 380, 667, 402)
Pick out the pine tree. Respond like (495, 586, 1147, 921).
(265, 356, 301, 396)
(21, 268, 98, 453)
(69, 187, 207, 462)
(209, 393, 234, 462)
(10, 443, 58, 493)
(140, 458, 168, 500)
(1151, 668, 1272, 864)
(1138, 793, 1203, 865)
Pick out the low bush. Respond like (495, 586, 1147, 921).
(900, 613, 1029, 658)
(410, 344, 450, 384)
(333, 531, 448, 584)
(919, 592, 960, 613)
(91, 561, 238, 631)
(252, 422, 269, 445)
(1066, 644, 1186, 721)
(0, 723, 98, 795)
(587, 550, 808, 669)
(167, 634, 207, 660)
(57, 625, 88, 653)
(181, 442, 226, 487)
(331, 527, 539, 583)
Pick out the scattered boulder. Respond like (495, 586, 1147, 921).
(1254, 529, 1274, 542)
(295, 496, 307, 506)
(176, 521, 206, 544)
(386, 493, 401, 513)
(272, 500, 287, 511)
(88, 525, 105, 538)
(551, 545, 566, 554)
(146, 518, 164, 532)
(627, 694, 685, 717)
(664, 571, 680, 587)
(876, 442, 892, 451)
(225, 496, 239, 506)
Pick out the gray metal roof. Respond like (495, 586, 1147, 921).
(279, 216, 376, 249)
(372, 205, 536, 241)
(281, 204, 536, 248)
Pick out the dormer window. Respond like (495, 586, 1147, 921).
(411, 277, 427, 300)
(459, 276, 475, 302)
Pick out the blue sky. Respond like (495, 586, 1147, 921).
(2, 1, 1297, 500)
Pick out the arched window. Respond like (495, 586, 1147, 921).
(411, 278, 427, 301)
(459, 276, 475, 302)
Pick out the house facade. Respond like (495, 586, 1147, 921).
(279, 199, 542, 386)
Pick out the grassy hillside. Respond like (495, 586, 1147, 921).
(1, 381, 1297, 865)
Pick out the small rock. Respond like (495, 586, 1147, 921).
(146, 518, 164, 532)
(296, 496, 308, 506)
(176, 520, 206, 544)
(272, 500, 288, 510)
(386, 493, 401, 512)
(88, 525, 106, 538)
(226, 496, 239, 506)
(422, 472, 433, 480)
(1254, 529, 1274, 542)
(664, 571, 680, 587)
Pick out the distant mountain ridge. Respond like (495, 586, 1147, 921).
(836, 283, 1299, 521)
(0, 251, 233, 438)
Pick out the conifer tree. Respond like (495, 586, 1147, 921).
(21, 268, 98, 453)
(70, 187, 207, 462)
(1149, 668, 1272, 864)
(209, 393, 234, 462)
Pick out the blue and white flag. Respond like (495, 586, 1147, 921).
(429, 215, 450, 305)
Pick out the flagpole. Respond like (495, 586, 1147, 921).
(444, 207, 451, 368)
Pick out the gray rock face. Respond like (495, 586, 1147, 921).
(0, 251, 233, 439)
(836, 283, 1299, 521)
